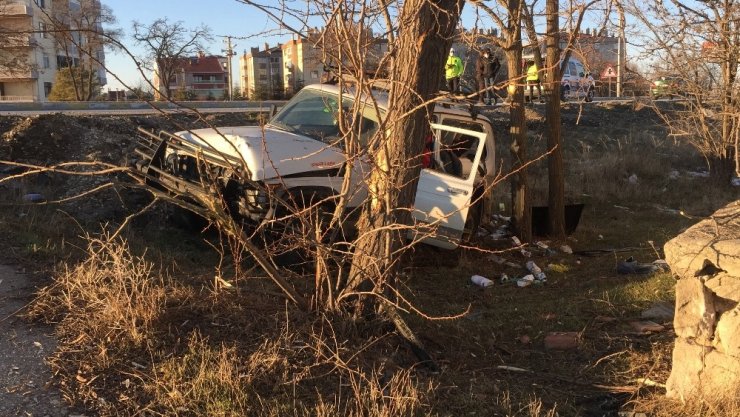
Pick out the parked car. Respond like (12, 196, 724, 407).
(523, 57, 595, 102)
(651, 76, 684, 99)
(135, 83, 496, 250)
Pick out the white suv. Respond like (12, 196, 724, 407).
(136, 84, 496, 250)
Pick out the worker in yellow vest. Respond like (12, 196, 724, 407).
(526, 60, 544, 103)
(445, 48, 464, 94)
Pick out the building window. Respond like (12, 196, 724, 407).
(44, 82, 52, 97)
(259, 74, 267, 81)
(39, 22, 48, 39)
(311, 71, 319, 79)
(42, 54, 50, 69)
(258, 63, 267, 70)
(38, 0, 46, 8)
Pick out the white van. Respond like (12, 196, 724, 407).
(523, 56, 595, 102)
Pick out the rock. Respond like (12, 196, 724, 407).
(674, 278, 716, 342)
(664, 202, 740, 280)
(704, 275, 740, 313)
(715, 307, 740, 357)
(628, 173, 639, 184)
(666, 338, 712, 398)
(629, 320, 665, 333)
(544, 332, 579, 350)
(641, 302, 674, 321)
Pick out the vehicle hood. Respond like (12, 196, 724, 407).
(175, 126, 344, 181)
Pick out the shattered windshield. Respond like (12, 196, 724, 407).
(268, 88, 379, 146)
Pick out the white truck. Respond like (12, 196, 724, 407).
(135, 84, 496, 250)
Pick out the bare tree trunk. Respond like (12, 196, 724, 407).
(346, 0, 464, 300)
(545, 0, 565, 240)
(505, 0, 531, 241)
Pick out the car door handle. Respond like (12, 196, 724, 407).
(447, 187, 468, 196)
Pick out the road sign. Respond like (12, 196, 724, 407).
(601, 64, 617, 79)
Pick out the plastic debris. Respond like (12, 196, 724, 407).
(559, 245, 573, 254)
(732, 177, 740, 186)
(668, 170, 680, 180)
(499, 273, 510, 284)
(22, 193, 45, 203)
(471, 274, 494, 288)
(687, 170, 710, 178)
(628, 174, 639, 184)
(525, 261, 547, 282)
(516, 274, 535, 287)
(617, 257, 670, 275)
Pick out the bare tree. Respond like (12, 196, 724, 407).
(132, 18, 212, 100)
(629, 0, 739, 180)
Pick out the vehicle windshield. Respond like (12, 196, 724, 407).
(268, 88, 380, 146)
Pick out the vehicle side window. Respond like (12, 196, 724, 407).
(568, 62, 577, 77)
(430, 119, 484, 180)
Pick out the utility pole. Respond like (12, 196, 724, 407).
(616, 1, 625, 98)
(222, 36, 236, 101)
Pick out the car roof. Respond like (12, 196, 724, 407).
(302, 83, 492, 122)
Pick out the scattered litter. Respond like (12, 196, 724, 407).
(641, 302, 675, 321)
(629, 320, 665, 333)
(499, 273, 510, 284)
(489, 227, 509, 239)
(668, 170, 680, 180)
(33, 341, 42, 350)
(547, 263, 569, 273)
(535, 241, 549, 249)
(652, 204, 681, 215)
(544, 332, 579, 350)
(636, 377, 666, 388)
(511, 236, 522, 246)
(131, 361, 146, 369)
(492, 214, 511, 222)
(686, 170, 710, 178)
(614, 204, 631, 211)
(732, 177, 740, 186)
(617, 257, 669, 275)
(471, 274, 494, 288)
(22, 193, 45, 203)
(598, 234, 604, 240)
(516, 274, 535, 287)
(628, 174, 639, 184)
(496, 365, 531, 373)
(511, 236, 532, 257)
(560, 245, 573, 254)
(525, 261, 547, 282)
(542, 312, 557, 320)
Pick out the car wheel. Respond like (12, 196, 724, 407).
(561, 85, 570, 101)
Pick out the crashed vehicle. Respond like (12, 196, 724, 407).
(135, 84, 496, 249)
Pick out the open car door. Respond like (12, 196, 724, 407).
(409, 122, 488, 249)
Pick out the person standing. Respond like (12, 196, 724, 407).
(445, 48, 463, 94)
(476, 48, 501, 105)
(526, 60, 544, 103)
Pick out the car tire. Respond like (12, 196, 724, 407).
(560, 85, 570, 101)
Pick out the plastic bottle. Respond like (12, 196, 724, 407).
(525, 261, 547, 281)
(471, 275, 494, 288)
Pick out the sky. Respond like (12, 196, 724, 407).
(103, 0, 299, 91)
(101, 1, 611, 91)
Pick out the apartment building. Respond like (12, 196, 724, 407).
(238, 43, 282, 100)
(281, 29, 323, 96)
(0, 0, 106, 102)
(154, 53, 228, 100)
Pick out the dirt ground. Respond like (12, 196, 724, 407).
(0, 102, 735, 416)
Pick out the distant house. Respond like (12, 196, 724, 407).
(238, 43, 283, 100)
(154, 52, 228, 100)
(562, 29, 626, 78)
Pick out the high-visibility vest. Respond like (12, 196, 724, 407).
(446, 55, 463, 79)
(527, 64, 539, 81)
